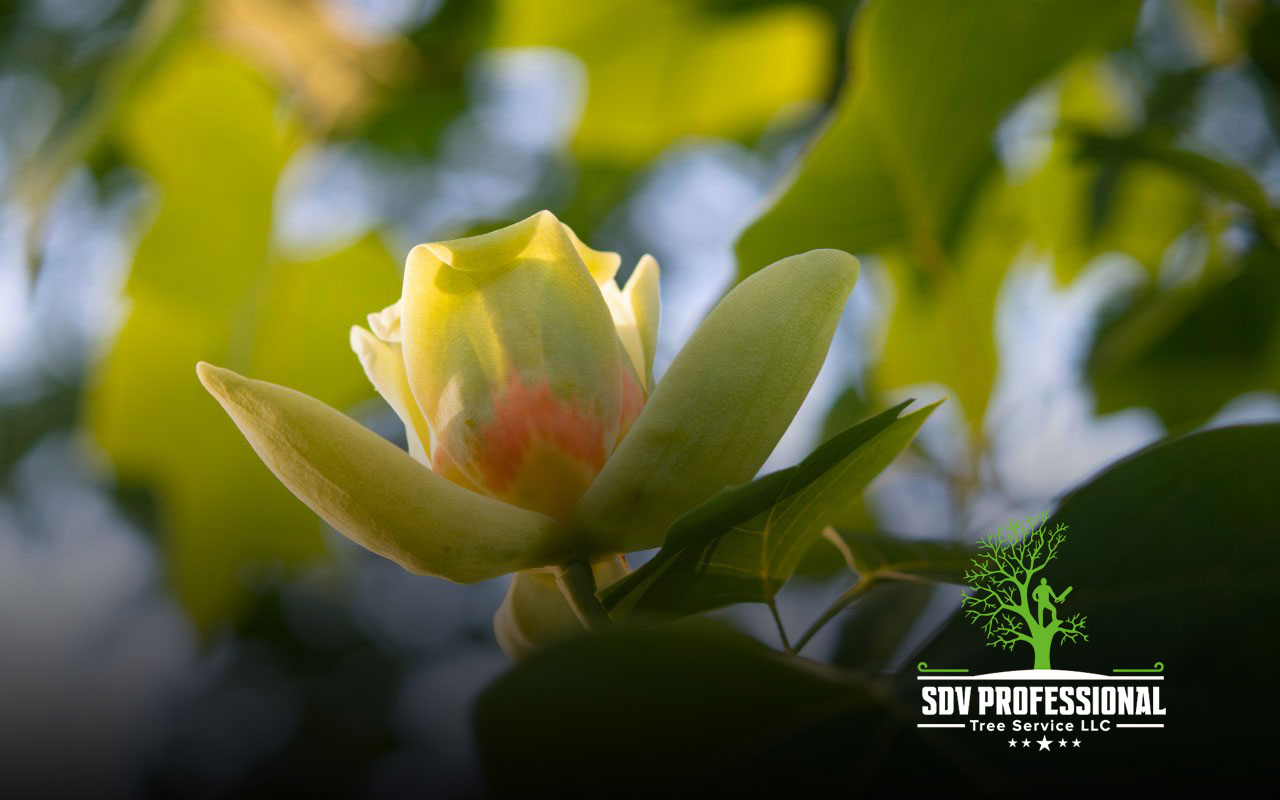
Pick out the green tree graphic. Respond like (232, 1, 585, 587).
(961, 515, 1088, 669)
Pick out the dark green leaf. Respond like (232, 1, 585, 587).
(831, 582, 938, 673)
(833, 529, 974, 585)
(1074, 131, 1280, 246)
(475, 625, 978, 795)
(910, 423, 1280, 783)
(1088, 244, 1280, 428)
(601, 401, 937, 618)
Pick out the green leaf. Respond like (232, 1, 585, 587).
(571, 249, 859, 555)
(873, 186, 1013, 430)
(736, 0, 1142, 276)
(494, 0, 833, 164)
(830, 582, 938, 673)
(832, 529, 975, 586)
(734, 2, 1140, 433)
(1074, 131, 1280, 247)
(88, 46, 402, 626)
(912, 423, 1280, 782)
(474, 624, 976, 795)
(601, 401, 938, 619)
(1011, 57, 1208, 285)
(1087, 244, 1280, 428)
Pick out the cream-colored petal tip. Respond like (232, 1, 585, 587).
(349, 325, 375, 358)
(196, 360, 229, 395)
(366, 301, 402, 342)
(624, 254, 660, 294)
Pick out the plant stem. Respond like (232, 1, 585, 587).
(767, 597, 793, 653)
(555, 561, 613, 630)
(792, 579, 877, 655)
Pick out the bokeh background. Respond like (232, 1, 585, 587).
(1, 0, 1277, 796)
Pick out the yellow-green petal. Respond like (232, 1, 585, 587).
(622, 254, 661, 387)
(600, 280, 647, 390)
(570, 249, 859, 554)
(493, 557, 630, 660)
(561, 222, 622, 285)
(349, 325, 431, 463)
(196, 362, 568, 581)
(367, 300, 402, 342)
(399, 210, 624, 521)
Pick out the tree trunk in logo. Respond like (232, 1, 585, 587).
(1031, 627, 1054, 670)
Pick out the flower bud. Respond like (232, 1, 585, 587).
(355, 211, 660, 522)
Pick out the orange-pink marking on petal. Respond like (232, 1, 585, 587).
(616, 367, 646, 445)
(453, 371, 612, 520)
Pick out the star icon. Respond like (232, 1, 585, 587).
(1058, 739, 1068, 748)
(1036, 736, 1052, 751)
(1022, 739, 1031, 748)
(1008, 738, 1018, 748)
(1072, 739, 1082, 748)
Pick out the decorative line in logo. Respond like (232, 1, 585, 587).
(1113, 662, 1164, 673)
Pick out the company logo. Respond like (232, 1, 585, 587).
(962, 516, 1086, 669)
(918, 514, 1166, 751)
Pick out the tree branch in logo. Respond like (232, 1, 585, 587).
(961, 514, 1088, 669)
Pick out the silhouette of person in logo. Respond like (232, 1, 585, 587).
(1033, 578, 1072, 626)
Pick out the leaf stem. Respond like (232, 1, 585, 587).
(767, 597, 793, 653)
(792, 579, 877, 655)
(555, 561, 613, 630)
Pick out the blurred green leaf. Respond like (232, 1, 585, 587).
(601, 401, 936, 619)
(735, 0, 1142, 434)
(873, 183, 1015, 430)
(1074, 131, 1280, 246)
(1013, 59, 1207, 284)
(348, 0, 493, 155)
(494, 0, 834, 164)
(475, 624, 978, 794)
(89, 45, 400, 627)
(10, 0, 192, 273)
(736, 0, 1142, 275)
(912, 422, 1280, 783)
(830, 581, 937, 673)
(788, 528, 970, 655)
(1087, 244, 1280, 428)
(832, 529, 973, 586)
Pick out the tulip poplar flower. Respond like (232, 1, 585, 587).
(197, 210, 857, 657)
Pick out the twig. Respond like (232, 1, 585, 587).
(767, 597, 793, 653)
(792, 578, 878, 655)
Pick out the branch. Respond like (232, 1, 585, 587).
(1043, 522, 1068, 566)
(1055, 613, 1089, 646)
(793, 578, 878, 655)
(972, 535, 1020, 584)
(986, 613, 1033, 650)
(962, 587, 1029, 639)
